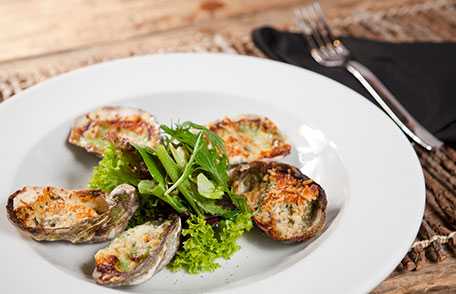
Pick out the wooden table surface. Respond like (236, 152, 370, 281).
(2, 0, 456, 292)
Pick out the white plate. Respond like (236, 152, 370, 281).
(0, 53, 424, 294)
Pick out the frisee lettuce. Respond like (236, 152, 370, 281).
(168, 212, 253, 274)
(88, 144, 141, 192)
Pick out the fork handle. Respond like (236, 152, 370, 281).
(346, 60, 443, 151)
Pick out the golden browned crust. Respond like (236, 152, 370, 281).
(209, 115, 291, 164)
(94, 255, 124, 282)
(6, 186, 106, 237)
(68, 106, 160, 156)
(6, 187, 33, 234)
(93, 216, 181, 286)
(7, 184, 138, 244)
(230, 161, 327, 242)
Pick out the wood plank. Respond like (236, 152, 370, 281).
(0, 0, 307, 62)
(0, 0, 422, 74)
(0, 0, 426, 63)
(0, 1, 312, 74)
(373, 258, 456, 293)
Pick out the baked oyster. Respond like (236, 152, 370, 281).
(68, 106, 160, 156)
(230, 161, 327, 242)
(6, 184, 138, 243)
(93, 216, 181, 286)
(208, 115, 291, 164)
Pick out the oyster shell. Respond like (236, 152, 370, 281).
(6, 184, 138, 243)
(230, 161, 327, 242)
(68, 106, 160, 156)
(208, 115, 291, 164)
(93, 216, 181, 286)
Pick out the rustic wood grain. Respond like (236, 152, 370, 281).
(373, 258, 456, 293)
(0, 0, 432, 63)
(0, 0, 310, 62)
(0, 0, 445, 74)
(0, 3, 298, 73)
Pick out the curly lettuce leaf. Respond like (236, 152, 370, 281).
(216, 212, 253, 259)
(169, 212, 253, 274)
(88, 144, 141, 192)
(168, 215, 220, 273)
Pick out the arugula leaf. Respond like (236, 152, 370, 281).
(165, 132, 203, 197)
(161, 122, 227, 186)
(194, 194, 230, 216)
(138, 180, 187, 214)
(134, 144, 166, 189)
(161, 123, 196, 146)
(227, 191, 250, 214)
(155, 144, 203, 216)
(161, 122, 249, 213)
(168, 144, 187, 169)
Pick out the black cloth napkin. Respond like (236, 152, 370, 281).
(252, 27, 456, 147)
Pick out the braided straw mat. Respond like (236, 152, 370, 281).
(1, 0, 455, 274)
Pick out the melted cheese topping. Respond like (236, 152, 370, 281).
(13, 187, 104, 229)
(69, 106, 160, 155)
(95, 221, 169, 273)
(255, 170, 319, 240)
(259, 201, 314, 239)
(209, 116, 291, 164)
(232, 163, 320, 240)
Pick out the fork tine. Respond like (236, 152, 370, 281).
(295, 7, 329, 63)
(302, 5, 337, 60)
(301, 6, 325, 49)
(294, 3, 348, 66)
(312, 2, 349, 56)
(312, 2, 337, 45)
(294, 9, 319, 50)
(308, 3, 339, 58)
(293, 10, 311, 35)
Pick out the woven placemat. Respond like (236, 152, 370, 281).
(1, 0, 455, 274)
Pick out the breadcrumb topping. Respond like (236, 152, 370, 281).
(13, 187, 105, 229)
(68, 106, 160, 155)
(209, 116, 291, 164)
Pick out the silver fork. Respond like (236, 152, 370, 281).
(294, 2, 443, 151)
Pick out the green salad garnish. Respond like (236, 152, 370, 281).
(169, 212, 252, 273)
(88, 144, 141, 192)
(88, 121, 252, 274)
